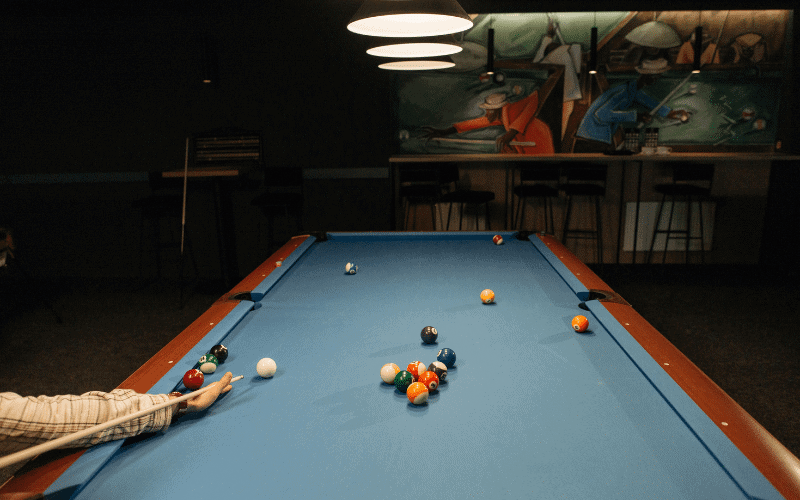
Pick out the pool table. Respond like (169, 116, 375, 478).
(2, 232, 799, 499)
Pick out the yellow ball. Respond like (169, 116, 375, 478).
(480, 289, 495, 304)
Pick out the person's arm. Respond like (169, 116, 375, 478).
(0, 390, 174, 455)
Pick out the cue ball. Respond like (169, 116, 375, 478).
(572, 315, 589, 333)
(420, 326, 438, 344)
(257, 357, 277, 378)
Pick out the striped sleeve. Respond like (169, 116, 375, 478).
(0, 390, 173, 456)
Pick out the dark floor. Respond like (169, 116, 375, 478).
(0, 264, 798, 487)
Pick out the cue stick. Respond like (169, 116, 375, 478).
(636, 72, 695, 129)
(180, 137, 189, 255)
(428, 138, 537, 147)
(0, 375, 244, 470)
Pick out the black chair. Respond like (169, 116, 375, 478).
(647, 163, 714, 264)
(251, 167, 304, 253)
(512, 163, 560, 234)
(131, 172, 197, 282)
(438, 164, 496, 231)
(398, 164, 450, 230)
(561, 163, 607, 264)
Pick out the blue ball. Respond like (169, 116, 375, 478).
(437, 348, 456, 368)
(346, 263, 358, 275)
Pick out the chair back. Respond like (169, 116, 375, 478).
(564, 163, 607, 183)
(519, 163, 560, 182)
(265, 167, 303, 188)
(194, 129, 263, 170)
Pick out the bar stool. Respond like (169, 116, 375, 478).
(561, 163, 607, 264)
(251, 167, 304, 253)
(131, 172, 197, 280)
(438, 164, 496, 230)
(398, 164, 448, 230)
(512, 163, 560, 234)
(647, 162, 714, 264)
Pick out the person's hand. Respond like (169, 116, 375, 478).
(187, 372, 234, 413)
(667, 109, 691, 123)
(637, 113, 653, 124)
(496, 128, 519, 152)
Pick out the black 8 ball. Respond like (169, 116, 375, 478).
(420, 326, 438, 344)
(428, 361, 447, 382)
(209, 344, 228, 363)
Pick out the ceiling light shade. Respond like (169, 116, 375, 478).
(589, 27, 598, 74)
(692, 26, 703, 73)
(625, 21, 682, 49)
(378, 56, 455, 70)
(367, 35, 462, 58)
(348, 0, 473, 37)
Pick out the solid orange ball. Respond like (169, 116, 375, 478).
(480, 289, 495, 304)
(572, 315, 589, 333)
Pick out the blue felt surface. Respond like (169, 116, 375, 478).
(55, 233, 779, 499)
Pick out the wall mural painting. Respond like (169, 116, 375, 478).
(395, 11, 789, 155)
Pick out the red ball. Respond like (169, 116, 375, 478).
(407, 361, 426, 381)
(493, 234, 504, 245)
(183, 369, 204, 390)
(572, 315, 589, 333)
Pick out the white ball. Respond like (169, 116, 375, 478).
(256, 357, 277, 378)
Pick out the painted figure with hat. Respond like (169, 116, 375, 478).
(420, 89, 555, 154)
(574, 58, 690, 151)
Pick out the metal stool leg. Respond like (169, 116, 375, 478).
(661, 197, 676, 264)
(648, 194, 666, 264)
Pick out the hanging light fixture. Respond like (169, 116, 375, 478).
(693, 12, 703, 73)
(378, 56, 455, 70)
(367, 34, 462, 58)
(347, 0, 473, 37)
(589, 13, 598, 75)
(625, 13, 682, 49)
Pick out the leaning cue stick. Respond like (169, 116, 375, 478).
(0, 375, 244, 470)
(637, 72, 695, 129)
(180, 137, 189, 255)
(428, 138, 537, 147)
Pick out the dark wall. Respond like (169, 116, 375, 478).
(1, 1, 797, 279)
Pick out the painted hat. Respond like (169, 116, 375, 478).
(479, 93, 508, 109)
(635, 57, 671, 74)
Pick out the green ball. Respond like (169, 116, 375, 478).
(198, 353, 219, 374)
(394, 371, 414, 393)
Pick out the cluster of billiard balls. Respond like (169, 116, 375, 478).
(381, 346, 456, 405)
(183, 344, 229, 390)
(182, 344, 279, 390)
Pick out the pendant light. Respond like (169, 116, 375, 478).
(378, 57, 455, 70)
(693, 12, 703, 73)
(348, 0, 473, 38)
(367, 35, 462, 58)
(589, 13, 598, 75)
